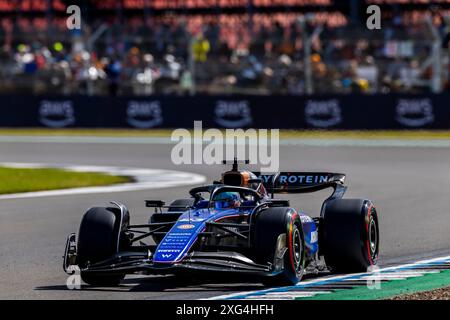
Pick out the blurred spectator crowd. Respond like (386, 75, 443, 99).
(0, 7, 450, 96)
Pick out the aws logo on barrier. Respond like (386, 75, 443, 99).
(214, 100, 253, 128)
(126, 101, 163, 128)
(39, 100, 75, 128)
(395, 98, 434, 127)
(305, 99, 342, 128)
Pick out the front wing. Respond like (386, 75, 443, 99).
(64, 234, 273, 277)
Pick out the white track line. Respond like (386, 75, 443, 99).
(208, 255, 450, 300)
(265, 291, 332, 297)
(2, 135, 450, 148)
(0, 162, 206, 200)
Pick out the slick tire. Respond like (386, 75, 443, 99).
(322, 199, 379, 273)
(254, 207, 306, 287)
(77, 207, 127, 286)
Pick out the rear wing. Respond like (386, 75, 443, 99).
(254, 172, 346, 194)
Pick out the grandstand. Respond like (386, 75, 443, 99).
(0, 0, 449, 96)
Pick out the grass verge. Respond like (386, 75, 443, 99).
(0, 167, 131, 194)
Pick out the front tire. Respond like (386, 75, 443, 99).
(254, 207, 305, 286)
(77, 207, 128, 286)
(322, 199, 379, 273)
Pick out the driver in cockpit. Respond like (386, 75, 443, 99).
(211, 192, 242, 210)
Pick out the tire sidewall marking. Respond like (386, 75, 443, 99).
(365, 204, 378, 266)
(288, 210, 302, 275)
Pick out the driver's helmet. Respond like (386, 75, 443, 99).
(212, 192, 241, 210)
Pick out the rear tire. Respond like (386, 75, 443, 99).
(254, 207, 305, 287)
(322, 199, 379, 273)
(77, 207, 128, 286)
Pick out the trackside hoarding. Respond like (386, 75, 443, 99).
(0, 94, 448, 129)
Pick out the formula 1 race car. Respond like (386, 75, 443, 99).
(63, 159, 379, 287)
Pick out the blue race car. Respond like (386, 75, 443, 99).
(63, 159, 379, 286)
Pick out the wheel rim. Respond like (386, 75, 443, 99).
(368, 217, 378, 259)
(292, 227, 303, 272)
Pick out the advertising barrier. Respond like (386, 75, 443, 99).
(0, 94, 448, 129)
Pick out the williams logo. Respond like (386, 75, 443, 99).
(126, 101, 163, 128)
(395, 99, 434, 127)
(39, 100, 75, 128)
(305, 99, 342, 128)
(177, 224, 195, 230)
(214, 100, 253, 128)
(278, 174, 329, 185)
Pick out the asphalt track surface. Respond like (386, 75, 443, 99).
(1, 140, 450, 299)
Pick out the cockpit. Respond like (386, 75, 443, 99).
(221, 170, 268, 198)
(189, 185, 261, 211)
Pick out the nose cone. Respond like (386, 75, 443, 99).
(153, 220, 204, 263)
